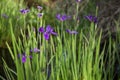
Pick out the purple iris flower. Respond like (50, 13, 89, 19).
(22, 55, 26, 63)
(30, 48, 40, 53)
(20, 9, 30, 14)
(39, 27, 45, 33)
(37, 6, 43, 10)
(37, 13, 43, 18)
(1, 14, 8, 18)
(85, 15, 97, 23)
(39, 25, 57, 40)
(17, 53, 26, 63)
(18, 53, 32, 63)
(76, 0, 82, 2)
(44, 32, 50, 40)
(56, 14, 71, 21)
(66, 29, 78, 34)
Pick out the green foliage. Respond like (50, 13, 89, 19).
(0, 0, 120, 80)
(0, 0, 24, 47)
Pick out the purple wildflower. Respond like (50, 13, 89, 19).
(39, 25, 57, 40)
(56, 14, 71, 21)
(30, 48, 40, 53)
(22, 55, 26, 63)
(85, 15, 97, 23)
(44, 32, 50, 40)
(17, 53, 29, 63)
(1, 14, 8, 18)
(76, 0, 82, 2)
(37, 13, 43, 18)
(20, 9, 30, 14)
(39, 27, 45, 33)
(66, 29, 78, 34)
(37, 6, 43, 10)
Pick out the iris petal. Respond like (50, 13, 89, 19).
(33, 48, 40, 53)
(44, 32, 50, 40)
(51, 32, 58, 36)
(37, 13, 43, 18)
(30, 48, 40, 53)
(22, 55, 26, 63)
(66, 29, 78, 34)
(46, 25, 52, 32)
(37, 6, 43, 10)
(85, 15, 97, 23)
(39, 27, 45, 33)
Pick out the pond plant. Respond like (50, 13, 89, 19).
(0, 0, 120, 80)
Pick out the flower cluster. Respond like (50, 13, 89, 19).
(20, 8, 30, 14)
(85, 15, 97, 23)
(20, 6, 43, 18)
(56, 14, 71, 21)
(18, 48, 40, 63)
(39, 25, 58, 40)
(18, 5, 98, 64)
(37, 6, 43, 18)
